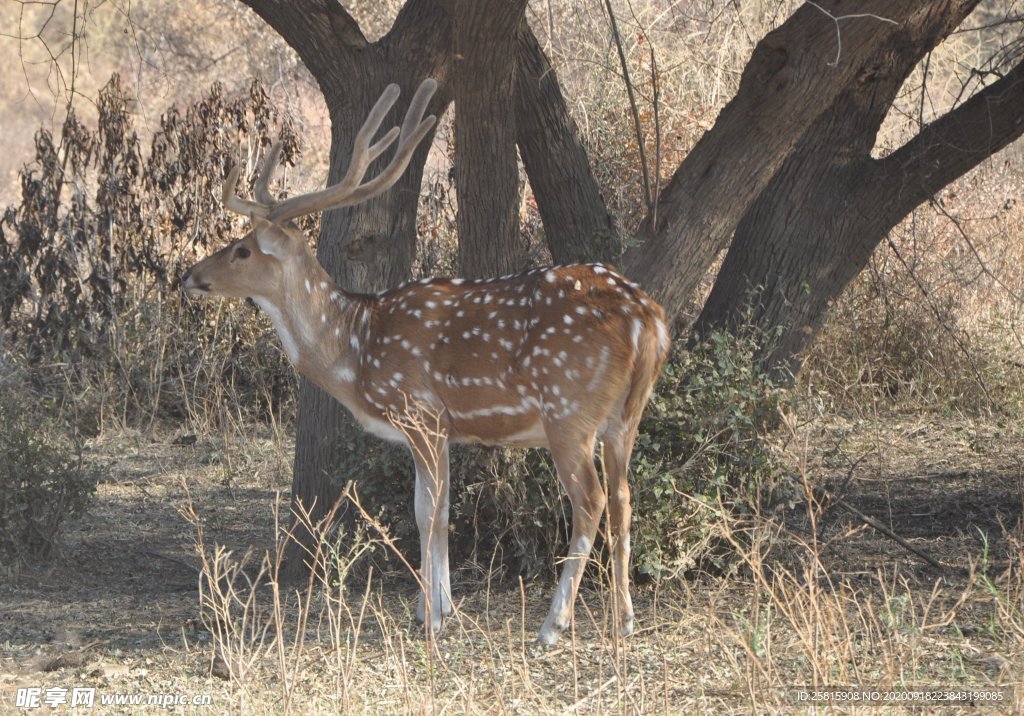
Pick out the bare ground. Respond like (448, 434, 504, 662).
(1, 416, 1022, 714)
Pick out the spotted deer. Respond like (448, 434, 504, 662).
(182, 79, 670, 645)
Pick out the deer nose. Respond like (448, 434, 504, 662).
(181, 268, 211, 295)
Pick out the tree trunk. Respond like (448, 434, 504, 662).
(515, 25, 618, 265)
(621, 1, 979, 326)
(694, 15, 1024, 382)
(450, 0, 528, 278)
(239, 0, 453, 579)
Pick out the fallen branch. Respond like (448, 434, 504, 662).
(824, 491, 946, 571)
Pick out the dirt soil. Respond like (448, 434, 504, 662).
(0, 416, 1022, 713)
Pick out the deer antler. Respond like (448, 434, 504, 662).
(222, 78, 438, 223)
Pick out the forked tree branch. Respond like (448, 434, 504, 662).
(236, 0, 367, 92)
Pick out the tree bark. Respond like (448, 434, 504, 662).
(239, 0, 453, 579)
(515, 25, 618, 265)
(694, 15, 1024, 382)
(447, 0, 528, 278)
(621, 1, 979, 326)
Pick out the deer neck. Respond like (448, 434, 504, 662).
(252, 253, 366, 401)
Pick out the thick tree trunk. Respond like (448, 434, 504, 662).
(289, 62, 450, 576)
(450, 0, 528, 278)
(621, 0, 979, 326)
(515, 25, 618, 265)
(695, 22, 1024, 382)
(239, 0, 453, 579)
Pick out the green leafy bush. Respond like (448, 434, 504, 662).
(0, 379, 96, 572)
(629, 329, 794, 580)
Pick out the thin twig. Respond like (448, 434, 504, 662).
(806, 1, 899, 67)
(603, 0, 653, 212)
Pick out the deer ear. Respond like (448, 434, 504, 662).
(250, 215, 291, 258)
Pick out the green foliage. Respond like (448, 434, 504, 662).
(629, 329, 794, 580)
(0, 379, 95, 572)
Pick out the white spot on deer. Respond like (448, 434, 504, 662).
(319, 281, 329, 290)
(335, 365, 355, 382)
(587, 346, 611, 392)
(655, 317, 670, 356)
(321, 313, 327, 324)
(545, 270, 556, 282)
(563, 315, 574, 325)
(593, 266, 607, 275)
(630, 318, 644, 350)
(451, 278, 465, 285)
(575, 306, 588, 315)
(350, 334, 360, 350)
(304, 279, 312, 294)
(335, 327, 341, 338)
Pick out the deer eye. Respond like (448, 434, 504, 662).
(234, 246, 251, 259)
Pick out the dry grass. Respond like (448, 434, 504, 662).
(183, 405, 1024, 714)
(6, 411, 1020, 714)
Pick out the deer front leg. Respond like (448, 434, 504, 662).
(412, 440, 452, 633)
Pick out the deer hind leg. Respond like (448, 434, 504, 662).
(601, 416, 642, 637)
(538, 431, 605, 646)
(411, 438, 452, 634)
